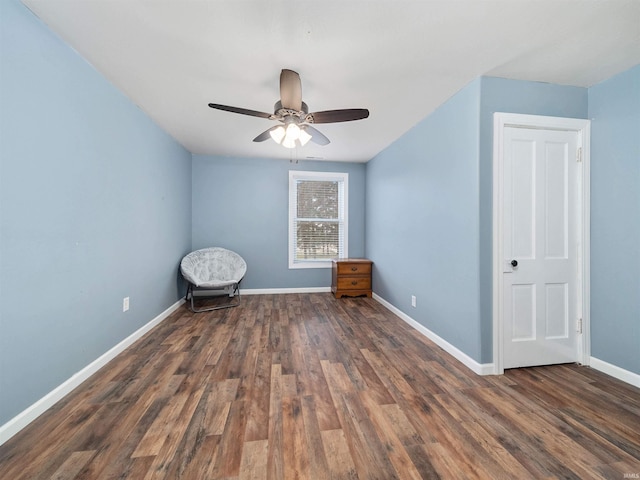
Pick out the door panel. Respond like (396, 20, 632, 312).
(545, 283, 568, 339)
(511, 284, 536, 341)
(545, 143, 568, 259)
(503, 127, 578, 369)
(511, 139, 536, 259)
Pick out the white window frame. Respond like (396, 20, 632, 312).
(288, 170, 348, 269)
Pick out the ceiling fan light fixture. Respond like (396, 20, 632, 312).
(210, 69, 368, 149)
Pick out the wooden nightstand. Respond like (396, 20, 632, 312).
(331, 258, 373, 298)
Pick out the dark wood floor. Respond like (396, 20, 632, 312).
(1, 293, 639, 479)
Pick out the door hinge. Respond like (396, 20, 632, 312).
(576, 147, 582, 162)
(577, 317, 583, 334)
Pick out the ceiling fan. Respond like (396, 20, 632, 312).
(208, 69, 369, 148)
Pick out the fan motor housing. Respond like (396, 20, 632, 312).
(274, 101, 309, 122)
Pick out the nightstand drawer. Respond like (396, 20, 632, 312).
(337, 262, 372, 276)
(336, 276, 371, 291)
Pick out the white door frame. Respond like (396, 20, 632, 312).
(492, 113, 591, 375)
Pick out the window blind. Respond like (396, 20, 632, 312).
(289, 171, 348, 268)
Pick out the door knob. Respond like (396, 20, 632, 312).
(511, 259, 518, 267)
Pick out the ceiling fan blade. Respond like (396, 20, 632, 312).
(306, 108, 369, 124)
(253, 126, 280, 142)
(280, 69, 302, 111)
(304, 126, 330, 146)
(208, 103, 272, 119)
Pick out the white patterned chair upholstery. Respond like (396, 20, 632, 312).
(180, 247, 247, 312)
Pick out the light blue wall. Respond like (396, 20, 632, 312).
(478, 77, 588, 362)
(0, 0, 192, 424)
(366, 77, 588, 364)
(366, 79, 484, 361)
(588, 65, 640, 375)
(192, 156, 366, 289)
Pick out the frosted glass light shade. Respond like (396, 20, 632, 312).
(286, 123, 301, 140)
(269, 126, 286, 144)
(298, 128, 312, 146)
(282, 136, 296, 148)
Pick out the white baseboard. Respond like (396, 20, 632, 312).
(590, 356, 640, 388)
(373, 293, 494, 376)
(241, 287, 332, 295)
(0, 298, 185, 446)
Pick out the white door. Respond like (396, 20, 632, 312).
(502, 126, 579, 369)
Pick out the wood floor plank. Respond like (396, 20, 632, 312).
(207, 398, 247, 479)
(295, 324, 342, 431)
(0, 403, 101, 480)
(360, 390, 423, 480)
(380, 403, 425, 447)
(49, 450, 96, 480)
(0, 293, 638, 480)
(320, 429, 358, 480)
(266, 363, 285, 480)
(160, 433, 220, 480)
(131, 379, 190, 458)
(238, 439, 268, 480)
(76, 393, 178, 478)
(322, 361, 401, 479)
(431, 391, 534, 479)
(282, 396, 311, 480)
(97, 455, 156, 480)
(243, 349, 272, 442)
(500, 368, 640, 466)
(17, 401, 128, 480)
(299, 395, 331, 478)
(157, 393, 218, 479)
(463, 385, 597, 479)
(359, 347, 441, 444)
(426, 392, 517, 479)
(403, 443, 442, 480)
(597, 459, 640, 479)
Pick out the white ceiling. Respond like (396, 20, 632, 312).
(22, 0, 640, 163)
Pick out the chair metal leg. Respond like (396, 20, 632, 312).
(186, 282, 241, 313)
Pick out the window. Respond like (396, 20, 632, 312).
(289, 171, 348, 269)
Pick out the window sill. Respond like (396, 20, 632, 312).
(289, 261, 333, 269)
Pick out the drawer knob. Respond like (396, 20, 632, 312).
(351, 267, 358, 271)
(351, 280, 358, 285)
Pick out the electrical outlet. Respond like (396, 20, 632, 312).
(123, 297, 129, 312)
(411, 295, 416, 308)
